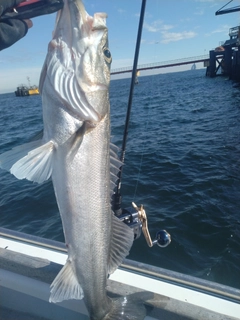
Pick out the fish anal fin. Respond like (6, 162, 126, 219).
(50, 260, 84, 303)
(108, 215, 134, 275)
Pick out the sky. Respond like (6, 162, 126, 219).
(0, 0, 239, 93)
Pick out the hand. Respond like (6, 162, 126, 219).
(0, 0, 32, 51)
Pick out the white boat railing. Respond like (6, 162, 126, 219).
(0, 226, 239, 304)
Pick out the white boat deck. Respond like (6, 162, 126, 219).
(0, 227, 240, 320)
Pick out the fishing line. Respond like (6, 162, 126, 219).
(132, 81, 156, 201)
(132, 105, 150, 201)
(133, 0, 160, 201)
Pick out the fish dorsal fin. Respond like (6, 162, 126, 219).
(45, 56, 100, 123)
(108, 214, 134, 275)
(110, 157, 122, 176)
(109, 143, 122, 195)
(108, 145, 133, 274)
(110, 142, 119, 155)
(0, 140, 54, 183)
(50, 260, 84, 303)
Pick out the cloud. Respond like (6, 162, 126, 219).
(205, 24, 230, 36)
(195, 0, 216, 2)
(194, 8, 205, 15)
(144, 20, 174, 33)
(195, 0, 220, 8)
(161, 24, 174, 31)
(144, 20, 163, 32)
(143, 19, 197, 44)
(118, 8, 126, 14)
(180, 18, 193, 23)
(135, 11, 152, 19)
(161, 31, 197, 44)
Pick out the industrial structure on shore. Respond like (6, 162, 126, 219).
(111, 2, 240, 83)
(205, 1, 240, 82)
(206, 25, 240, 82)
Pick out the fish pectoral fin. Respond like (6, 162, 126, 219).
(47, 58, 100, 123)
(0, 140, 54, 183)
(108, 215, 134, 275)
(50, 260, 84, 303)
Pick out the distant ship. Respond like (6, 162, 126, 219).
(135, 70, 140, 84)
(15, 85, 39, 97)
(15, 76, 39, 97)
(191, 63, 196, 70)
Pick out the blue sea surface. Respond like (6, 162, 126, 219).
(0, 69, 240, 289)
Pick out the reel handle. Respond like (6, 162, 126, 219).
(152, 230, 171, 248)
(132, 202, 171, 248)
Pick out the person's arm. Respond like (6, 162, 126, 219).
(0, 0, 32, 50)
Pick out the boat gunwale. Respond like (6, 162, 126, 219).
(0, 226, 239, 304)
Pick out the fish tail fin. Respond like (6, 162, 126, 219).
(50, 260, 84, 303)
(0, 140, 55, 183)
(103, 296, 146, 320)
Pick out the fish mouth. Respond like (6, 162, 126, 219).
(73, 0, 108, 32)
(92, 12, 108, 31)
(53, 0, 107, 40)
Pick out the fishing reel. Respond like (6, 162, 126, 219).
(118, 202, 171, 248)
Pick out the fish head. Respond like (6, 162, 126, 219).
(41, 0, 112, 122)
(53, 0, 111, 90)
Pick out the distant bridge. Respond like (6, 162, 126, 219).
(111, 55, 209, 75)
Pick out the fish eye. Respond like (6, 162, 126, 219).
(103, 47, 112, 63)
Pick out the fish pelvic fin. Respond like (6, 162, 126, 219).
(108, 215, 134, 275)
(50, 260, 84, 303)
(0, 140, 54, 183)
(103, 296, 146, 320)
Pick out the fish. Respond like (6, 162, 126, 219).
(0, 0, 146, 319)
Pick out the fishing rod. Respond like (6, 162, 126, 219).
(113, 0, 171, 248)
(113, 0, 146, 216)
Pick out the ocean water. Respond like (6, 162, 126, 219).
(0, 69, 240, 290)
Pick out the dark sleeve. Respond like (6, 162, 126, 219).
(0, 0, 28, 51)
(0, 0, 25, 16)
(0, 19, 28, 50)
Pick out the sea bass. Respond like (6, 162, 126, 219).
(0, 0, 145, 319)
